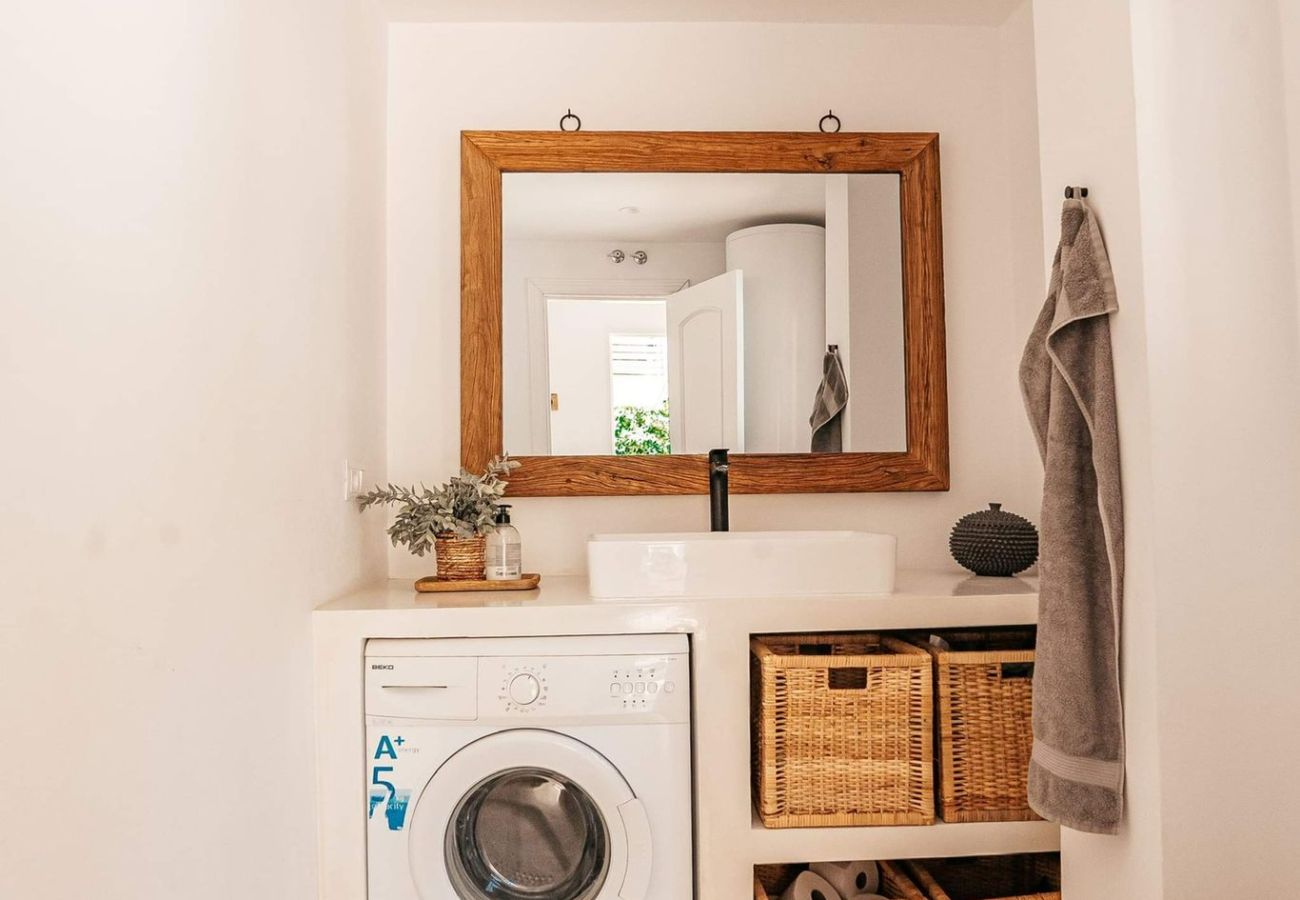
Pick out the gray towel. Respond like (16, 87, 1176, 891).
(809, 347, 848, 452)
(1019, 198, 1125, 834)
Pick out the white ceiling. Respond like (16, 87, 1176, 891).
(382, 0, 1025, 26)
(503, 172, 848, 242)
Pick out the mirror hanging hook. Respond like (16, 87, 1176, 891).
(818, 110, 842, 133)
(559, 108, 582, 132)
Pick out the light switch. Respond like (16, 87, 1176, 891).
(345, 461, 366, 501)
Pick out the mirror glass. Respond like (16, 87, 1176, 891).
(501, 172, 907, 456)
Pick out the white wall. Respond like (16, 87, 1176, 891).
(1283, 0, 1300, 323)
(1031, 2, 1165, 896)
(1034, 0, 1300, 895)
(386, 17, 1046, 579)
(1127, 1, 1300, 894)
(502, 239, 724, 453)
(0, 2, 388, 898)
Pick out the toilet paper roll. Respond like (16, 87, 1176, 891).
(811, 860, 880, 896)
(779, 869, 842, 900)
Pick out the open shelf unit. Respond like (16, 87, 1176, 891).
(736, 572, 1054, 891)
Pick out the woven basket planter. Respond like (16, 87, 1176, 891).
(433, 533, 486, 581)
(754, 862, 925, 900)
(903, 854, 1061, 900)
(751, 633, 935, 828)
(912, 629, 1038, 823)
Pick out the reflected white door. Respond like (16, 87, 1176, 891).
(665, 271, 744, 454)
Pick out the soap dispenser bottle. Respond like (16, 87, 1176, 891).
(485, 504, 522, 581)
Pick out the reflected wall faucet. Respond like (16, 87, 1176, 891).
(709, 449, 729, 532)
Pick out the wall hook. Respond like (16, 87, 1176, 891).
(1065, 185, 1089, 199)
(629, 250, 648, 265)
(559, 108, 582, 132)
(819, 110, 842, 133)
(607, 249, 625, 264)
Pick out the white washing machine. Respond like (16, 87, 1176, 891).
(364, 634, 693, 900)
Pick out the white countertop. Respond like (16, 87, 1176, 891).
(316, 568, 1038, 623)
(312, 568, 1052, 900)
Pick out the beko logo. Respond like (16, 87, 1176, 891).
(371, 664, 395, 670)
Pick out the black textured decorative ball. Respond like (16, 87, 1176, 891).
(949, 503, 1039, 576)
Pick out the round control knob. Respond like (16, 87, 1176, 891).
(509, 673, 541, 706)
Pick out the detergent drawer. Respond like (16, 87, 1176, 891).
(365, 655, 477, 720)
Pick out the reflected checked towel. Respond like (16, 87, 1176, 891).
(810, 346, 848, 452)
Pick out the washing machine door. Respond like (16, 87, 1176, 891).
(408, 729, 652, 900)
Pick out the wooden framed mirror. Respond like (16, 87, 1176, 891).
(461, 131, 948, 496)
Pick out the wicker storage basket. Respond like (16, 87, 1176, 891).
(912, 629, 1038, 823)
(754, 861, 926, 900)
(433, 533, 486, 580)
(752, 633, 935, 828)
(903, 854, 1061, 900)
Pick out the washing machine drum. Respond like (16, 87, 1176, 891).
(409, 730, 653, 900)
(449, 767, 606, 898)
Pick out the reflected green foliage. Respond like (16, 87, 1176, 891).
(613, 403, 671, 456)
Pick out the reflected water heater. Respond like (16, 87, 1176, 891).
(725, 223, 826, 453)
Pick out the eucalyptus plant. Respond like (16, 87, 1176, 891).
(357, 455, 520, 556)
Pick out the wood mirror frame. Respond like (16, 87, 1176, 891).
(461, 131, 948, 496)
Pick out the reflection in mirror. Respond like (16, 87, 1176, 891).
(502, 173, 907, 457)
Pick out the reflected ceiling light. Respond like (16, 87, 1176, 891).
(618, 205, 640, 215)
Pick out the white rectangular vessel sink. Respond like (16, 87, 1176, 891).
(587, 530, 897, 600)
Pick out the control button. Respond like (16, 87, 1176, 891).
(609, 683, 621, 697)
(648, 682, 659, 694)
(509, 673, 541, 705)
(664, 681, 676, 694)
(622, 683, 634, 695)
(635, 682, 646, 694)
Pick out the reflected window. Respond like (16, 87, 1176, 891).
(610, 333, 670, 455)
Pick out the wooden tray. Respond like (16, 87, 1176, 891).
(414, 573, 541, 593)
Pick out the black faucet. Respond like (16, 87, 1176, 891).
(708, 448, 729, 532)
